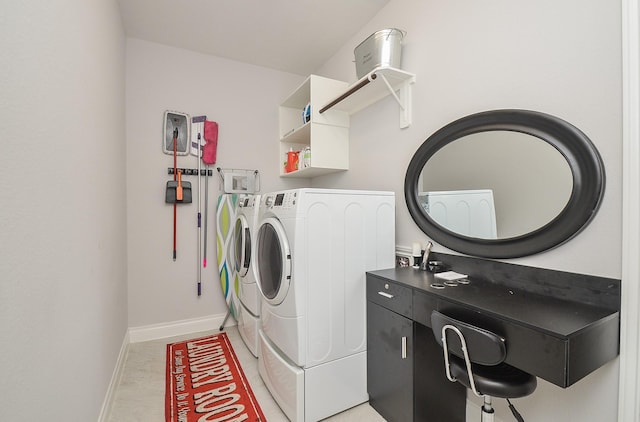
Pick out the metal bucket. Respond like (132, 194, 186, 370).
(354, 28, 405, 79)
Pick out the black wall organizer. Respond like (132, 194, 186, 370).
(167, 167, 214, 176)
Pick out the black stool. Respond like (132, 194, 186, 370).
(431, 310, 537, 422)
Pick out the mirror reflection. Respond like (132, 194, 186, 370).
(419, 131, 573, 239)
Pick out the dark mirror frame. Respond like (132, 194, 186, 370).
(405, 109, 605, 258)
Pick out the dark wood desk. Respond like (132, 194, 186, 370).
(366, 263, 620, 422)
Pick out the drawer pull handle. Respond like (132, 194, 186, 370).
(401, 336, 407, 359)
(377, 291, 394, 299)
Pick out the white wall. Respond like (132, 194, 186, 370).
(0, 0, 127, 420)
(125, 39, 307, 328)
(314, 0, 622, 420)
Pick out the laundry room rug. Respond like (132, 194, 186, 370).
(165, 333, 265, 422)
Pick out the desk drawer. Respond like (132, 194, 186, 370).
(367, 275, 412, 319)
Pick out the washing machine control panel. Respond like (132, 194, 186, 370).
(239, 195, 258, 208)
(263, 191, 297, 209)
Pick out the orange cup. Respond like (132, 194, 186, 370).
(285, 151, 299, 172)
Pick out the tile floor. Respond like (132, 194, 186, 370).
(107, 326, 387, 421)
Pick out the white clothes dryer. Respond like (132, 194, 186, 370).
(234, 194, 261, 357)
(254, 188, 395, 422)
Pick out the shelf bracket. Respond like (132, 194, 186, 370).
(379, 73, 404, 110)
(379, 72, 413, 129)
(398, 77, 413, 129)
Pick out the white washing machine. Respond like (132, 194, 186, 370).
(234, 194, 261, 357)
(254, 188, 395, 422)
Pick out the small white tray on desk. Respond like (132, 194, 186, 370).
(434, 271, 468, 281)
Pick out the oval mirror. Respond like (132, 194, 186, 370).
(405, 109, 605, 258)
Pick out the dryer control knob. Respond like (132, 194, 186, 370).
(265, 196, 274, 207)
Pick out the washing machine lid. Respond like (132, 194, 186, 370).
(255, 217, 291, 305)
(234, 214, 251, 277)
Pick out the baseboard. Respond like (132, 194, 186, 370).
(396, 244, 418, 267)
(97, 313, 235, 421)
(128, 313, 235, 343)
(395, 244, 413, 254)
(97, 330, 130, 422)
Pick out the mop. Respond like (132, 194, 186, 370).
(203, 120, 227, 329)
(202, 120, 218, 270)
(191, 116, 206, 295)
(163, 111, 190, 261)
(163, 111, 190, 155)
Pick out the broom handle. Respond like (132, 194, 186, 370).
(203, 165, 209, 268)
(173, 128, 178, 261)
(197, 133, 202, 296)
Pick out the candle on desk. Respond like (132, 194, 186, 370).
(412, 242, 421, 256)
(412, 242, 422, 268)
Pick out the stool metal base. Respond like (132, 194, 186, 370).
(481, 396, 495, 422)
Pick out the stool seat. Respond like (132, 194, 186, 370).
(431, 310, 537, 421)
(448, 355, 537, 398)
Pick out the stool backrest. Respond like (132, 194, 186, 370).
(431, 310, 507, 366)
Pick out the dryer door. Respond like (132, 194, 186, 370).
(234, 214, 251, 278)
(255, 217, 291, 305)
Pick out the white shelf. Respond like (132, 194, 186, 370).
(277, 69, 416, 178)
(280, 122, 310, 144)
(280, 166, 348, 178)
(319, 67, 416, 128)
(278, 75, 350, 178)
